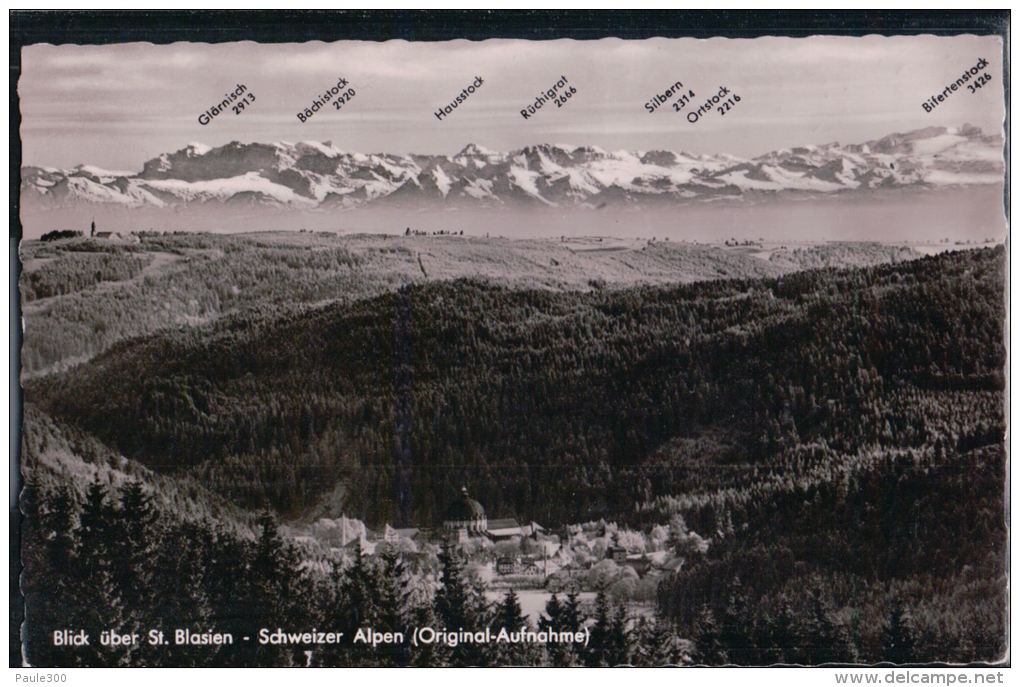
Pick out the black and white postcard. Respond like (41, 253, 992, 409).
(12, 11, 1009, 669)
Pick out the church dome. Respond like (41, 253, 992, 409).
(444, 486, 485, 522)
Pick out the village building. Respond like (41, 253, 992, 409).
(310, 515, 369, 548)
(607, 545, 628, 565)
(519, 554, 545, 575)
(496, 555, 521, 575)
(93, 231, 140, 243)
(486, 518, 523, 540)
(382, 524, 422, 545)
(442, 486, 487, 542)
(440, 487, 548, 546)
(521, 521, 546, 538)
(621, 553, 653, 577)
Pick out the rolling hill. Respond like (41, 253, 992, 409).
(26, 246, 1005, 526)
(19, 244, 1007, 666)
(18, 232, 922, 376)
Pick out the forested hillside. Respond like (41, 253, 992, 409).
(19, 232, 919, 375)
(20, 245, 1006, 665)
(21, 404, 257, 535)
(656, 441, 1005, 663)
(29, 247, 1004, 525)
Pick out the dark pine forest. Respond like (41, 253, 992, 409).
(21, 245, 1007, 665)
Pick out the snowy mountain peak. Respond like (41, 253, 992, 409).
(22, 126, 1003, 213)
(183, 142, 211, 156)
(457, 143, 496, 157)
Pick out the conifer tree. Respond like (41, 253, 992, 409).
(21, 482, 80, 666)
(647, 613, 678, 666)
(316, 562, 350, 668)
(408, 601, 443, 667)
(494, 588, 529, 665)
(694, 605, 726, 665)
(375, 548, 411, 666)
(608, 601, 630, 666)
(114, 480, 156, 662)
(435, 542, 472, 633)
(139, 522, 209, 667)
(338, 544, 382, 666)
(541, 593, 563, 630)
(42, 485, 76, 574)
(541, 592, 581, 666)
(753, 608, 779, 665)
(497, 588, 526, 631)
(631, 616, 652, 666)
(247, 512, 298, 666)
(586, 590, 613, 667)
(769, 595, 797, 665)
(76, 480, 122, 666)
(720, 576, 754, 664)
(200, 526, 252, 667)
(882, 602, 916, 664)
(798, 587, 855, 665)
(562, 589, 582, 633)
(435, 541, 486, 666)
(342, 544, 378, 631)
(540, 593, 570, 666)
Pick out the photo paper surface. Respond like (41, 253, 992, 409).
(14, 20, 1008, 667)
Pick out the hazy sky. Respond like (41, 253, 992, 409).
(20, 34, 1005, 170)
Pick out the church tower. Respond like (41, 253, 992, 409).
(442, 486, 487, 542)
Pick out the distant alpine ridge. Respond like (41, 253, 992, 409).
(21, 125, 1003, 212)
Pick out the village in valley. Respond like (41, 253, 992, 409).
(286, 486, 703, 623)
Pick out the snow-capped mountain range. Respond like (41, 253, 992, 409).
(21, 125, 1003, 212)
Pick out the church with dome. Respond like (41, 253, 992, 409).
(439, 486, 545, 544)
(442, 486, 488, 541)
